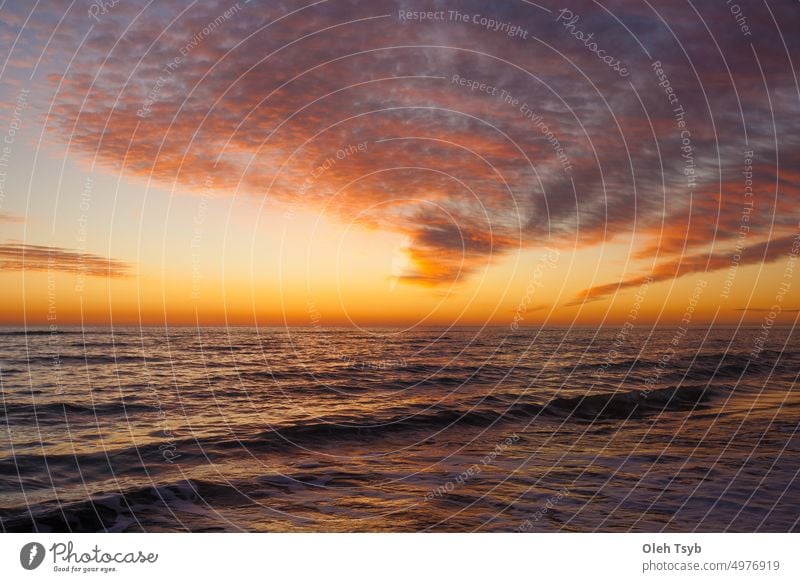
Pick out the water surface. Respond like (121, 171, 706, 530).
(1, 326, 798, 532)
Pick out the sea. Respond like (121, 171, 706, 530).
(1, 326, 798, 532)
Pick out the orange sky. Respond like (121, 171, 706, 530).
(0, 0, 798, 327)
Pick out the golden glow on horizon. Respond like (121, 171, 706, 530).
(2, 218, 796, 327)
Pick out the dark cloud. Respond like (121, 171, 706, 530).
(3, 0, 798, 288)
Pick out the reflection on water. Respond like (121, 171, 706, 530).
(0, 326, 798, 532)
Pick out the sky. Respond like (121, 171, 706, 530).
(0, 0, 798, 327)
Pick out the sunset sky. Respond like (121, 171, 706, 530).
(0, 0, 797, 327)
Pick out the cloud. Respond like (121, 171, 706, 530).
(0, 243, 132, 278)
(508, 303, 548, 314)
(570, 233, 800, 304)
(2, 0, 798, 289)
(0, 212, 25, 224)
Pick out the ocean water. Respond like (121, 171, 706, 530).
(1, 326, 798, 532)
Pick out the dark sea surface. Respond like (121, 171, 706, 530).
(1, 326, 798, 532)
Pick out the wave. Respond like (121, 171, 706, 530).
(544, 384, 716, 420)
(581, 352, 783, 379)
(0, 384, 720, 532)
(0, 384, 720, 473)
(1, 401, 154, 419)
(0, 479, 245, 532)
(0, 330, 83, 336)
(240, 363, 520, 390)
(0, 473, 369, 532)
(250, 384, 718, 440)
(21, 354, 166, 365)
